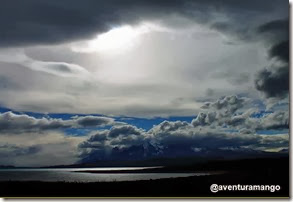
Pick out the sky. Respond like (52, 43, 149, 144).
(0, 0, 289, 166)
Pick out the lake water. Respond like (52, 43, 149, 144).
(0, 167, 209, 182)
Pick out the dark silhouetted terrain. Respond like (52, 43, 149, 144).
(0, 156, 289, 198)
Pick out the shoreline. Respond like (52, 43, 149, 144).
(0, 170, 289, 197)
(0, 157, 288, 197)
(72, 168, 224, 174)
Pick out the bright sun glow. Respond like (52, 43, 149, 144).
(71, 23, 169, 54)
(95, 26, 144, 51)
(70, 23, 168, 83)
(72, 24, 152, 53)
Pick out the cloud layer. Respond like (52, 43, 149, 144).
(254, 19, 289, 100)
(0, 1, 289, 166)
(79, 95, 289, 162)
(0, 0, 288, 116)
(0, 0, 286, 47)
(0, 95, 288, 166)
(0, 111, 115, 133)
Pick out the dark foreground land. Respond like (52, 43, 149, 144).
(0, 157, 289, 198)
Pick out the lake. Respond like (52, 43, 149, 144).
(0, 167, 209, 182)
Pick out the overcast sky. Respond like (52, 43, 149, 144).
(0, 0, 289, 166)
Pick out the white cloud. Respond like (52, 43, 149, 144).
(78, 97, 289, 162)
(0, 48, 90, 78)
(0, 95, 288, 166)
(0, 16, 270, 117)
(79, 118, 289, 162)
(0, 111, 115, 133)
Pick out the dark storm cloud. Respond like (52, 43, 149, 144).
(0, 0, 286, 47)
(0, 0, 105, 47)
(257, 19, 289, 40)
(269, 40, 289, 63)
(254, 18, 289, 100)
(255, 65, 289, 99)
(207, 16, 289, 101)
(258, 19, 288, 31)
(0, 0, 187, 47)
(0, 111, 114, 133)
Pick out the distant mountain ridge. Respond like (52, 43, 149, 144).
(47, 146, 287, 168)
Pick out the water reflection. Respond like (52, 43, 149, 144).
(0, 167, 209, 182)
